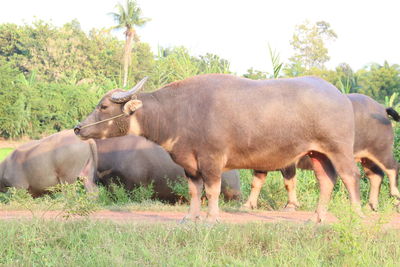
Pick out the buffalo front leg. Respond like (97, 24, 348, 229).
(204, 176, 222, 223)
(183, 177, 204, 222)
(281, 165, 300, 211)
(243, 170, 267, 209)
(309, 152, 337, 223)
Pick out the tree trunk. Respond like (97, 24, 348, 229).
(122, 29, 135, 87)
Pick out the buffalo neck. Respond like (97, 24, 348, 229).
(136, 92, 177, 146)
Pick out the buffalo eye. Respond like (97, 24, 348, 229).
(100, 105, 108, 110)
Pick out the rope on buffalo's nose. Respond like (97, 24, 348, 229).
(78, 113, 128, 130)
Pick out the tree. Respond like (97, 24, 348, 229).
(334, 63, 359, 94)
(196, 53, 230, 74)
(357, 61, 400, 102)
(243, 68, 268, 80)
(285, 20, 337, 76)
(109, 0, 150, 87)
(0, 59, 32, 138)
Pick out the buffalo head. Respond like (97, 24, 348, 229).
(74, 77, 147, 140)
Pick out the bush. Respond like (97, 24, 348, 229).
(130, 182, 155, 203)
(48, 181, 99, 218)
(167, 176, 189, 203)
(97, 180, 155, 206)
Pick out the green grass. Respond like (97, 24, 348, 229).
(0, 147, 13, 161)
(0, 218, 398, 266)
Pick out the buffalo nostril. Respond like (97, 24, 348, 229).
(74, 126, 81, 135)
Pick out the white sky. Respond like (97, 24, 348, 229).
(1, 0, 399, 74)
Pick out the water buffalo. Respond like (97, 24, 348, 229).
(74, 74, 362, 222)
(244, 93, 400, 211)
(95, 134, 241, 202)
(0, 130, 97, 196)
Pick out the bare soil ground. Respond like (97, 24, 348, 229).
(1, 209, 399, 228)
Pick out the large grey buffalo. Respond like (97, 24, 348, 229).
(0, 130, 97, 196)
(95, 135, 241, 202)
(244, 93, 400, 211)
(74, 74, 362, 222)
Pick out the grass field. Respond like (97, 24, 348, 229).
(0, 147, 13, 162)
(0, 218, 399, 266)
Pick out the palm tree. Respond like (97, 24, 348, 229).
(109, 0, 150, 87)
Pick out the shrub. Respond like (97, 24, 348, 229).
(167, 176, 189, 204)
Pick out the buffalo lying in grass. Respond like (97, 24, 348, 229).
(0, 130, 97, 196)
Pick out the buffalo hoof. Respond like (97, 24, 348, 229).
(282, 202, 300, 212)
(180, 214, 202, 224)
(395, 202, 400, 213)
(282, 206, 296, 212)
(355, 207, 366, 219)
(205, 216, 220, 225)
(242, 201, 257, 210)
(307, 213, 324, 224)
(368, 203, 378, 213)
(240, 204, 255, 211)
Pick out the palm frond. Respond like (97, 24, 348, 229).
(268, 44, 283, 78)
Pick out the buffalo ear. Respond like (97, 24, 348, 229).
(123, 99, 143, 115)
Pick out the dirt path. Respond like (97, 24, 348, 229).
(1, 210, 399, 228)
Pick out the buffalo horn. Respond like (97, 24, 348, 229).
(111, 77, 148, 103)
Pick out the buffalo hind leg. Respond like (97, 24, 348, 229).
(361, 158, 384, 212)
(308, 151, 337, 223)
(243, 170, 267, 209)
(78, 158, 98, 194)
(375, 155, 400, 209)
(326, 151, 363, 218)
(281, 165, 300, 211)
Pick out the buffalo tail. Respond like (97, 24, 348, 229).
(386, 107, 400, 122)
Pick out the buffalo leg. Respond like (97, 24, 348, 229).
(183, 177, 203, 221)
(376, 155, 400, 207)
(78, 161, 98, 194)
(176, 153, 204, 222)
(281, 165, 300, 211)
(196, 156, 224, 223)
(204, 175, 222, 223)
(243, 170, 267, 209)
(309, 152, 337, 223)
(328, 151, 363, 218)
(361, 158, 384, 211)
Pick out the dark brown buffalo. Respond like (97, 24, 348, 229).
(95, 135, 241, 201)
(0, 130, 97, 196)
(74, 74, 362, 222)
(244, 93, 400, 211)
